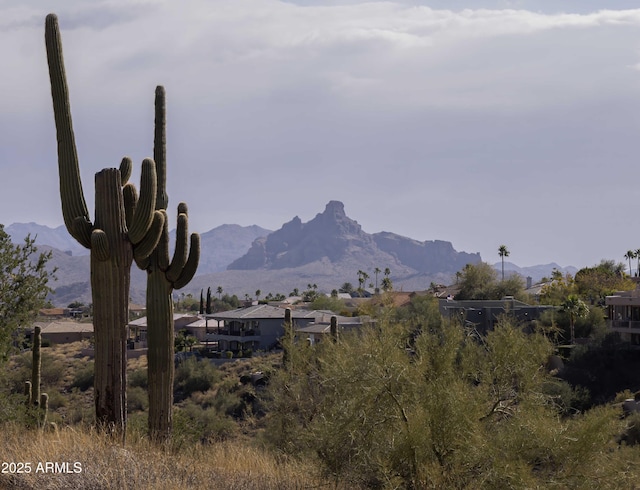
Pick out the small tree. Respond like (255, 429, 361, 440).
(0, 225, 54, 362)
(561, 294, 589, 344)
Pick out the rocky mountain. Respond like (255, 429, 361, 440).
(12, 202, 575, 305)
(228, 201, 479, 276)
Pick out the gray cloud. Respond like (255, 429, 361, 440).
(2, 1, 640, 269)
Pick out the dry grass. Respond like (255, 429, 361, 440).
(0, 423, 345, 490)
(1, 344, 350, 489)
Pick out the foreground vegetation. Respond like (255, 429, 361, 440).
(5, 295, 640, 489)
(0, 423, 344, 490)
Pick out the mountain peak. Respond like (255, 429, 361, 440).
(323, 200, 345, 216)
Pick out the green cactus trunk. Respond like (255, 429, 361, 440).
(139, 86, 200, 443)
(39, 393, 49, 429)
(31, 326, 42, 406)
(91, 168, 132, 432)
(146, 264, 174, 442)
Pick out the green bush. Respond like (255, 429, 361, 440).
(128, 368, 148, 389)
(172, 400, 236, 449)
(70, 361, 94, 391)
(174, 358, 220, 402)
(263, 315, 632, 487)
(127, 386, 148, 413)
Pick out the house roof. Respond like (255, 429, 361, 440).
(32, 321, 93, 334)
(207, 304, 318, 321)
(296, 324, 332, 334)
(128, 313, 200, 327)
(39, 308, 68, 316)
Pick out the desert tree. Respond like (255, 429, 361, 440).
(0, 225, 54, 363)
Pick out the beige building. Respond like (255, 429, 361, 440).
(29, 321, 94, 344)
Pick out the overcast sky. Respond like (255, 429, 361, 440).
(2, 1, 640, 269)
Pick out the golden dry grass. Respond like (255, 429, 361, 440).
(0, 423, 346, 490)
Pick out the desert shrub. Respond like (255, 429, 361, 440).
(128, 367, 148, 389)
(620, 412, 640, 446)
(70, 361, 94, 391)
(46, 390, 67, 410)
(174, 357, 220, 402)
(127, 386, 148, 413)
(0, 392, 30, 425)
(264, 314, 633, 487)
(172, 400, 236, 448)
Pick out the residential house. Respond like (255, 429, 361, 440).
(439, 297, 555, 334)
(204, 304, 321, 354)
(605, 288, 640, 344)
(27, 321, 94, 344)
(127, 313, 201, 349)
(296, 315, 370, 346)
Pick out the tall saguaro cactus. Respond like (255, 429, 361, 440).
(136, 86, 200, 442)
(45, 13, 164, 437)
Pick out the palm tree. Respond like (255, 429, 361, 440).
(635, 249, 640, 277)
(625, 250, 636, 276)
(373, 267, 381, 294)
(498, 245, 510, 281)
(216, 286, 223, 299)
(357, 270, 369, 297)
(561, 294, 588, 344)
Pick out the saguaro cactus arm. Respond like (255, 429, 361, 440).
(154, 86, 168, 210)
(128, 158, 158, 244)
(173, 232, 200, 289)
(45, 13, 92, 248)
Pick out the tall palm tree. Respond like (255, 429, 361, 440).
(373, 267, 381, 293)
(498, 245, 510, 281)
(634, 249, 640, 277)
(625, 250, 636, 277)
(216, 286, 223, 299)
(561, 294, 588, 344)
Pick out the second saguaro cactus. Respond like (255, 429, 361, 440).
(136, 86, 200, 443)
(31, 326, 42, 406)
(45, 13, 164, 438)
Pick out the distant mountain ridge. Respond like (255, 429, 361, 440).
(7, 222, 89, 257)
(6, 203, 577, 305)
(495, 261, 578, 284)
